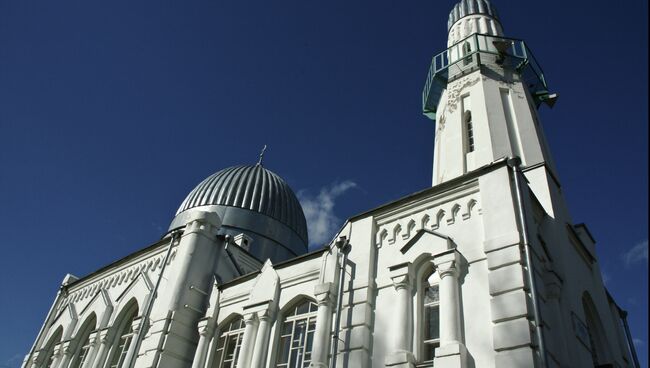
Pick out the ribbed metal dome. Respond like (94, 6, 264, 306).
(176, 165, 308, 244)
(448, 0, 500, 30)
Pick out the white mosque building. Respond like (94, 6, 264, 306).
(22, 1, 640, 368)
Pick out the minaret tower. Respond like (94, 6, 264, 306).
(423, 0, 558, 190)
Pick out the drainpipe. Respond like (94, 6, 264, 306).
(619, 309, 641, 368)
(330, 237, 350, 368)
(127, 230, 181, 368)
(508, 157, 548, 367)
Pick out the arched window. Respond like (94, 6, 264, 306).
(107, 302, 138, 368)
(212, 316, 246, 368)
(420, 272, 440, 365)
(582, 293, 611, 366)
(275, 299, 318, 368)
(70, 314, 97, 368)
(462, 41, 473, 66)
(40, 327, 63, 368)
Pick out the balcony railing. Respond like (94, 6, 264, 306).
(422, 33, 549, 121)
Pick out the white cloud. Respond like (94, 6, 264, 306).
(622, 240, 648, 267)
(633, 338, 644, 348)
(298, 181, 357, 248)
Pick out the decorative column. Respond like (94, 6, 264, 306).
(432, 249, 468, 368)
(191, 318, 214, 368)
(55, 340, 74, 368)
(49, 344, 64, 368)
(385, 262, 415, 367)
(89, 329, 110, 368)
(235, 313, 259, 368)
(80, 331, 100, 368)
(29, 351, 40, 368)
(309, 283, 335, 368)
(121, 317, 145, 368)
(250, 310, 273, 368)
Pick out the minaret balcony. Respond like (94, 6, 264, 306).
(422, 33, 549, 121)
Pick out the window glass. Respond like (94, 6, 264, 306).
(212, 317, 246, 368)
(275, 300, 318, 368)
(422, 283, 440, 364)
(109, 320, 134, 368)
(41, 328, 63, 368)
(70, 316, 97, 368)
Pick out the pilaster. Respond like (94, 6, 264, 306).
(543, 271, 569, 366)
(80, 331, 100, 368)
(89, 329, 111, 368)
(235, 313, 259, 368)
(432, 249, 468, 368)
(122, 316, 145, 368)
(56, 340, 74, 368)
(49, 344, 63, 368)
(385, 263, 415, 368)
(191, 317, 214, 368)
(310, 282, 335, 368)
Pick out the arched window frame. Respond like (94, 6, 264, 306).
(464, 110, 474, 153)
(462, 40, 473, 66)
(69, 314, 97, 368)
(582, 292, 612, 366)
(210, 315, 246, 368)
(40, 327, 63, 368)
(106, 301, 138, 368)
(273, 298, 318, 368)
(413, 260, 441, 366)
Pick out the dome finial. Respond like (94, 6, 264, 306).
(257, 144, 267, 166)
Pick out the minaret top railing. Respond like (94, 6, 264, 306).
(422, 33, 548, 121)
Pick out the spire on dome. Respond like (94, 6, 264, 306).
(257, 144, 267, 166)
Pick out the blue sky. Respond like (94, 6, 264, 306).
(0, 0, 646, 366)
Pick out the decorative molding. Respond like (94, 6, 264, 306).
(402, 220, 416, 240)
(433, 249, 462, 279)
(376, 195, 481, 247)
(446, 74, 481, 114)
(59, 247, 176, 310)
(279, 269, 320, 288)
(388, 224, 401, 245)
(447, 204, 461, 225)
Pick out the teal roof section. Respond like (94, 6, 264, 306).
(422, 33, 549, 121)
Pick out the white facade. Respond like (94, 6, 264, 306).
(23, 1, 639, 368)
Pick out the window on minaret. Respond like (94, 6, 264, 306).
(464, 110, 475, 153)
(462, 41, 472, 66)
(421, 274, 440, 365)
(212, 316, 245, 368)
(275, 300, 318, 368)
